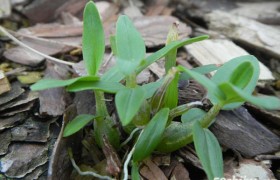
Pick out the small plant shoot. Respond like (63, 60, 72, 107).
(30, 1, 280, 179)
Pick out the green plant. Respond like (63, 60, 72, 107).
(31, 1, 280, 179)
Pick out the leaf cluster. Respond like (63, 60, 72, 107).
(31, 1, 280, 179)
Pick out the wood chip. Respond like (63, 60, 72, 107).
(231, 2, 280, 25)
(48, 105, 82, 180)
(0, 112, 27, 131)
(205, 11, 280, 60)
(210, 106, 280, 157)
(225, 159, 275, 180)
(170, 162, 190, 180)
(11, 117, 55, 143)
(0, 101, 34, 117)
(0, 82, 24, 106)
(0, 130, 11, 156)
(140, 159, 168, 180)
(0, 143, 48, 178)
(3, 34, 78, 66)
(185, 39, 274, 80)
(0, 0, 11, 18)
(0, 70, 11, 95)
(39, 62, 70, 116)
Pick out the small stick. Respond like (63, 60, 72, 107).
(0, 26, 76, 66)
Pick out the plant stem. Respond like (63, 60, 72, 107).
(94, 90, 109, 117)
(200, 103, 223, 128)
(126, 73, 137, 88)
(169, 101, 203, 120)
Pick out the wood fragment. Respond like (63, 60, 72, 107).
(0, 70, 11, 95)
(0, 0, 11, 18)
(140, 158, 168, 180)
(210, 106, 280, 157)
(231, 2, 280, 25)
(185, 39, 274, 80)
(38, 62, 70, 116)
(205, 11, 280, 60)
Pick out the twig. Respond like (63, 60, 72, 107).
(120, 127, 141, 147)
(0, 26, 76, 66)
(68, 148, 113, 180)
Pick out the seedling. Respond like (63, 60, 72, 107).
(31, 1, 280, 180)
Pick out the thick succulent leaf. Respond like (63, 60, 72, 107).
(219, 83, 280, 110)
(193, 122, 224, 180)
(156, 121, 193, 153)
(94, 117, 120, 149)
(181, 108, 206, 124)
(66, 80, 125, 93)
(211, 55, 260, 109)
(83, 1, 105, 75)
(115, 87, 146, 126)
(116, 15, 146, 75)
(177, 65, 225, 103)
(133, 108, 169, 162)
(63, 114, 95, 137)
(30, 76, 99, 91)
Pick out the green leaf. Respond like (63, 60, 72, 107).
(30, 76, 99, 91)
(142, 79, 163, 99)
(219, 82, 280, 110)
(181, 108, 206, 124)
(110, 35, 117, 55)
(211, 55, 260, 109)
(83, 1, 105, 75)
(156, 121, 193, 153)
(229, 62, 254, 89)
(177, 65, 225, 103)
(180, 64, 219, 82)
(66, 80, 125, 93)
(138, 36, 209, 73)
(116, 87, 146, 126)
(94, 117, 120, 149)
(101, 66, 124, 82)
(162, 73, 179, 109)
(116, 15, 146, 75)
(133, 108, 169, 162)
(102, 35, 209, 82)
(63, 114, 95, 137)
(193, 122, 224, 180)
